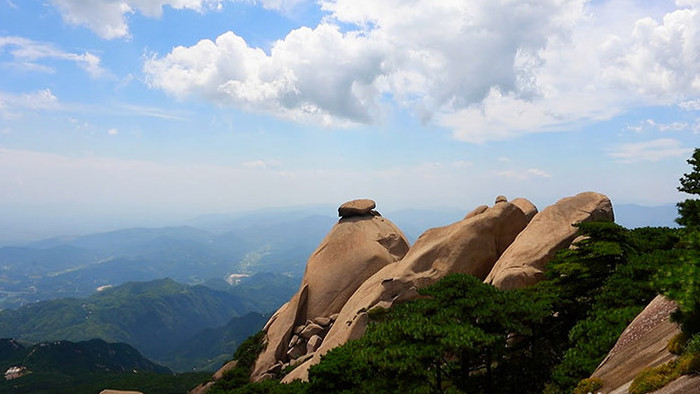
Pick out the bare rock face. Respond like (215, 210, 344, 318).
(590, 296, 680, 393)
(281, 199, 533, 382)
(251, 200, 409, 382)
(485, 192, 613, 290)
(338, 199, 376, 217)
(511, 198, 538, 222)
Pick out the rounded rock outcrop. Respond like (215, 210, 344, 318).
(250, 200, 409, 382)
(485, 191, 613, 290)
(281, 199, 534, 382)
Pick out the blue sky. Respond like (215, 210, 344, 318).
(0, 0, 698, 237)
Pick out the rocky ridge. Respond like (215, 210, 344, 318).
(226, 192, 614, 384)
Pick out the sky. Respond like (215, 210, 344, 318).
(0, 0, 699, 239)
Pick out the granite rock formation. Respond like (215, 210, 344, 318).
(485, 191, 613, 290)
(250, 199, 410, 381)
(280, 197, 534, 382)
(208, 192, 619, 388)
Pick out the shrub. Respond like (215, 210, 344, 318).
(668, 332, 690, 355)
(677, 353, 700, 374)
(573, 377, 603, 394)
(629, 361, 681, 394)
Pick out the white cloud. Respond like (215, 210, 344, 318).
(0, 36, 106, 78)
(242, 159, 281, 169)
(0, 89, 59, 119)
(107, 128, 119, 135)
(608, 138, 692, 162)
(140, 1, 700, 141)
(146, 0, 584, 128)
(47, 1, 310, 39)
(145, 24, 386, 126)
(680, 99, 700, 111)
(496, 168, 552, 181)
(49, 0, 228, 39)
(625, 118, 700, 133)
(451, 160, 472, 169)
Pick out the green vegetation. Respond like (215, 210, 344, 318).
(0, 278, 260, 371)
(0, 338, 210, 394)
(207, 331, 266, 393)
(573, 377, 603, 394)
(308, 274, 553, 393)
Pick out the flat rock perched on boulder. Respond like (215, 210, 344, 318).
(250, 200, 409, 382)
(485, 191, 613, 290)
(281, 199, 534, 382)
(338, 199, 376, 217)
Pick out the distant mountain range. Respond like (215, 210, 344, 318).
(0, 338, 210, 394)
(0, 203, 677, 308)
(0, 213, 330, 308)
(0, 275, 297, 372)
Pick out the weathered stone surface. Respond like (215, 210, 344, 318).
(281, 201, 529, 383)
(485, 192, 613, 290)
(651, 375, 700, 393)
(307, 335, 323, 354)
(494, 195, 508, 204)
(287, 342, 306, 360)
(251, 205, 409, 382)
(314, 317, 331, 327)
(212, 360, 238, 380)
(464, 205, 488, 220)
(338, 199, 376, 217)
(288, 335, 300, 348)
(510, 198, 538, 223)
(590, 296, 679, 393)
(300, 323, 324, 339)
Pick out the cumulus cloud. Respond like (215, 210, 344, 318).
(608, 138, 692, 162)
(48, 1, 313, 39)
(145, 24, 386, 126)
(49, 0, 228, 39)
(0, 36, 106, 77)
(141, 0, 700, 141)
(146, 0, 583, 127)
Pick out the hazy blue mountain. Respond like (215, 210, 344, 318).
(165, 312, 269, 372)
(0, 213, 329, 308)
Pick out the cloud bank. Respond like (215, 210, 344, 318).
(48, 0, 700, 143)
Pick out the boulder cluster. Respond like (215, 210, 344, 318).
(271, 313, 339, 374)
(210, 192, 616, 385)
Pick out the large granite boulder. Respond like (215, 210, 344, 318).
(485, 191, 613, 290)
(250, 200, 410, 382)
(281, 199, 533, 382)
